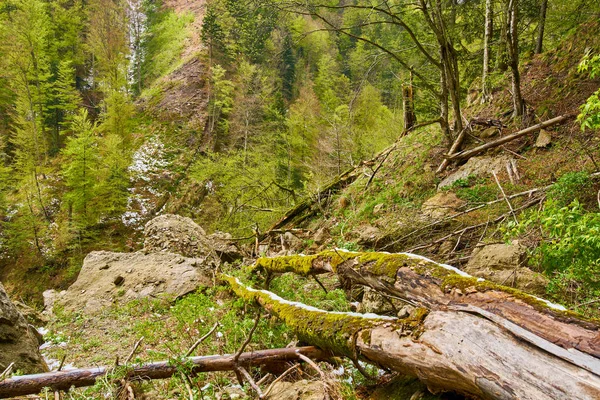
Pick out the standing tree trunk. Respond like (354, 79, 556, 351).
(419, 0, 463, 141)
(481, 0, 494, 103)
(506, 0, 524, 117)
(403, 73, 417, 131)
(535, 0, 548, 54)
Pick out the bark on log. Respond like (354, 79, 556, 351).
(224, 273, 600, 399)
(0, 347, 326, 398)
(447, 114, 572, 161)
(250, 251, 600, 360)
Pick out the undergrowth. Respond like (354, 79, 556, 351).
(503, 171, 600, 315)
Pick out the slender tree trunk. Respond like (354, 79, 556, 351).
(535, 0, 548, 54)
(439, 74, 452, 145)
(496, 4, 508, 71)
(403, 73, 417, 131)
(481, 0, 494, 103)
(506, 0, 524, 117)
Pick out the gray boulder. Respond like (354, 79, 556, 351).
(56, 251, 213, 314)
(144, 214, 241, 263)
(0, 282, 48, 373)
(465, 242, 548, 294)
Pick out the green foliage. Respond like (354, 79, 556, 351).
(547, 171, 592, 207)
(62, 109, 100, 228)
(142, 4, 194, 84)
(207, 64, 235, 148)
(578, 52, 600, 131)
(504, 198, 600, 308)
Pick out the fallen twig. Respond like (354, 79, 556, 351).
(407, 196, 543, 253)
(447, 114, 573, 161)
(185, 322, 220, 357)
(262, 364, 300, 398)
(492, 172, 517, 223)
(0, 363, 14, 382)
(235, 365, 263, 397)
(125, 337, 144, 364)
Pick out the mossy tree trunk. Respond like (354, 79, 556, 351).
(232, 251, 600, 399)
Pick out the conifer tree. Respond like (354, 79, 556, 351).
(62, 109, 100, 228)
(47, 60, 81, 151)
(96, 133, 130, 220)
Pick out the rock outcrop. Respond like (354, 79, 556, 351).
(438, 155, 514, 188)
(0, 283, 48, 374)
(465, 241, 548, 294)
(421, 191, 466, 219)
(144, 214, 241, 263)
(56, 251, 213, 313)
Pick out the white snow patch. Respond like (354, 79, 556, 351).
(232, 277, 396, 321)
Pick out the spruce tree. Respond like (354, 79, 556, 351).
(62, 109, 100, 228)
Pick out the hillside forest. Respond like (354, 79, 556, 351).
(0, 0, 600, 398)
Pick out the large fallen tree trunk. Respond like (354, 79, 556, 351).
(446, 114, 572, 161)
(0, 347, 326, 398)
(235, 251, 600, 399)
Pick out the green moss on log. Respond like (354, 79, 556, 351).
(251, 250, 600, 326)
(222, 274, 406, 358)
(254, 254, 320, 275)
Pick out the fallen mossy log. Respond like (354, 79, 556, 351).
(250, 250, 600, 360)
(0, 347, 326, 398)
(224, 273, 600, 399)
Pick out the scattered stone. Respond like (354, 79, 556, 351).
(535, 129, 552, 148)
(438, 239, 456, 255)
(421, 192, 466, 219)
(439, 155, 514, 188)
(208, 231, 243, 262)
(0, 282, 48, 374)
(220, 385, 249, 400)
(43, 289, 66, 316)
(264, 379, 325, 400)
(281, 231, 303, 252)
(312, 227, 328, 245)
(358, 225, 380, 245)
(57, 251, 213, 314)
(480, 127, 500, 138)
(397, 305, 415, 319)
(113, 276, 125, 286)
(373, 203, 385, 215)
(465, 241, 548, 294)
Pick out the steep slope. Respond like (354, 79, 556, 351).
(262, 20, 600, 316)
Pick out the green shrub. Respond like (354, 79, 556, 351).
(505, 199, 600, 307)
(547, 171, 592, 207)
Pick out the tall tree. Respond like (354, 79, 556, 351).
(505, 0, 525, 117)
(481, 0, 494, 103)
(62, 109, 100, 228)
(47, 60, 81, 151)
(535, 0, 548, 54)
